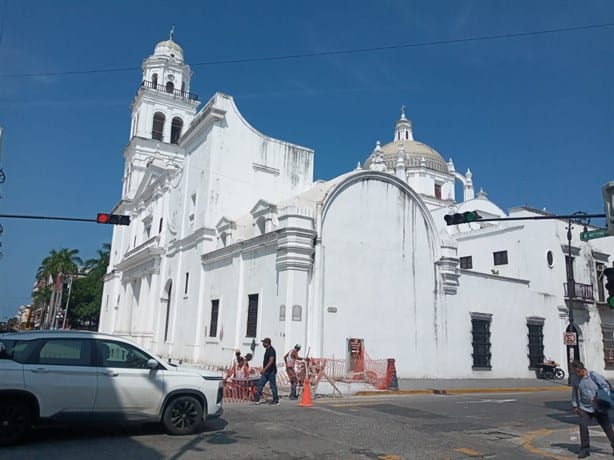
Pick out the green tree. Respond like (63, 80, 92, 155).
(68, 243, 110, 329)
(34, 248, 82, 329)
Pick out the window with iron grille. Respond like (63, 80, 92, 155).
(602, 325, 614, 370)
(460, 256, 473, 269)
(209, 299, 219, 338)
(527, 323, 544, 369)
(471, 317, 492, 369)
(493, 250, 508, 266)
(246, 294, 259, 338)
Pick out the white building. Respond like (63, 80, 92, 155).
(99, 36, 614, 379)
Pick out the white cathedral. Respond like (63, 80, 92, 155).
(99, 36, 614, 379)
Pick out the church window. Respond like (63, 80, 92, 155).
(460, 256, 472, 269)
(171, 117, 183, 144)
(184, 272, 189, 295)
(405, 130, 409, 140)
(166, 81, 174, 94)
(292, 305, 302, 321)
(181, 81, 185, 95)
(256, 217, 266, 235)
(209, 299, 219, 338)
(434, 184, 442, 199)
(279, 304, 286, 321)
(470, 314, 492, 369)
(602, 324, 614, 370)
(159, 218, 163, 233)
(527, 319, 544, 369)
(152, 112, 165, 141)
(246, 294, 259, 338)
(152, 73, 158, 88)
(546, 250, 554, 268)
(164, 281, 172, 342)
(493, 250, 508, 266)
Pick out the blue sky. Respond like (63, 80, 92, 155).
(0, 0, 613, 320)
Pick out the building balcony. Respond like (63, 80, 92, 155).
(564, 282, 594, 302)
(140, 80, 199, 101)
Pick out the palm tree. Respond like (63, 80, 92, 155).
(35, 248, 82, 329)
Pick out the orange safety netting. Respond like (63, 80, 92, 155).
(222, 352, 398, 402)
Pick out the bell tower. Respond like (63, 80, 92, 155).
(130, 27, 200, 143)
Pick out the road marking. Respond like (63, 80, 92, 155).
(453, 447, 483, 457)
(458, 398, 517, 404)
(521, 428, 574, 460)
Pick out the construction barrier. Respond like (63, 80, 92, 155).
(221, 350, 398, 402)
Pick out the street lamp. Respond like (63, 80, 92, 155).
(565, 212, 590, 385)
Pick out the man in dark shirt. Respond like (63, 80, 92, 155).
(254, 337, 279, 405)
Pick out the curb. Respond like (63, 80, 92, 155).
(354, 386, 570, 396)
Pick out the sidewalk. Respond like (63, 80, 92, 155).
(309, 377, 570, 397)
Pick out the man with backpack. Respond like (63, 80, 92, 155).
(570, 360, 614, 458)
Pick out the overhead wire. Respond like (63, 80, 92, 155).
(0, 22, 612, 79)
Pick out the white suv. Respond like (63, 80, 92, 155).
(0, 330, 224, 445)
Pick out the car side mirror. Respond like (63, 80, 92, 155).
(147, 358, 159, 369)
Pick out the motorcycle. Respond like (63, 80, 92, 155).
(536, 361, 566, 380)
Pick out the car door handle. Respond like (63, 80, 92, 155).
(31, 368, 48, 373)
(104, 370, 119, 377)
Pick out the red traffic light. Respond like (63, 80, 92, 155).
(96, 213, 130, 226)
(96, 213, 110, 224)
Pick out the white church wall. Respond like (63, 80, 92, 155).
(198, 240, 281, 366)
(446, 272, 561, 378)
(317, 174, 441, 378)
(183, 94, 314, 229)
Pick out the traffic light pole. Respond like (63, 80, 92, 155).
(0, 213, 98, 223)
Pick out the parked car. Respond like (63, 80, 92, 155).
(0, 330, 224, 445)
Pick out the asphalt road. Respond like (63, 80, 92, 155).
(0, 390, 590, 460)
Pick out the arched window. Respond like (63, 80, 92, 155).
(166, 81, 174, 94)
(279, 305, 286, 321)
(170, 117, 183, 144)
(152, 73, 158, 88)
(292, 304, 302, 321)
(152, 112, 165, 141)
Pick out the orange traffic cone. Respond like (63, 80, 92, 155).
(298, 379, 313, 407)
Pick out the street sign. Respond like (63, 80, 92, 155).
(580, 228, 609, 241)
(564, 332, 577, 346)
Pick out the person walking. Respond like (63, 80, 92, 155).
(254, 337, 279, 405)
(570, 360, 614, 458)
(284, 344, 303, 400)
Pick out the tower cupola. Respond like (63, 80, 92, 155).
(129, 27, 200, 144)
(394, 105, 414, 142)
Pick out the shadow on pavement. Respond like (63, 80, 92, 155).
(25, 417, 229, 444)
(550, 442, 578, 456)
(544, 399, 578, 425)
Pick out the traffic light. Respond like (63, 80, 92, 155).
(444, 210, 482, 226)
(603, 181, 614, 236)
(96, 213, 130, 226)
(605, 267, 614, 309)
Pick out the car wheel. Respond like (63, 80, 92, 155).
(0, 400, 31, 446)
(162, 396, 204, 435)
